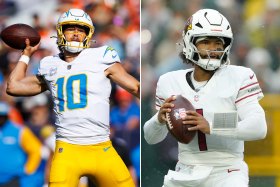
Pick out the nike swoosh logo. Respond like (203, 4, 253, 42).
(103, 146, 111, 152)
(249, 74, 255, 79)
(227, 169, 240, 173)
(112, 54, 117, 58)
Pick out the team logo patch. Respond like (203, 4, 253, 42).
(103, 46, 116, 58)
(65, 11, 70, 17)
(184, 16, 193, 31)
(49, 67, 57, 76)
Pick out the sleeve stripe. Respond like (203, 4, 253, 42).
(155, 103, 161, 107)
(235, 91, 262, 103)
(155, 104, 161, 111)
(106, 61, 115, 66)
(156, 95, 165, 101)
(239, 82, 259, 91)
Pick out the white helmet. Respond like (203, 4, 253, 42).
(182, 9, 233, 71)
(56, 9, 94, 53)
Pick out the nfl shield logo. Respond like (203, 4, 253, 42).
(174, 108, 187, 120)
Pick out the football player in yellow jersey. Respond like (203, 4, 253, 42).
(6, 8, 139, 187)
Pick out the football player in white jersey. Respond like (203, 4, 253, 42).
(143, 9, 267, 187)
(6, 9, 139, 187)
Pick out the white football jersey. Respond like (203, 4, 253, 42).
(155, 65, 263, 166)
(38, 46, 120, 145)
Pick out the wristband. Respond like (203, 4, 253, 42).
(19, 55, 30, 65)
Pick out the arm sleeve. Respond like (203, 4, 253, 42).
(235, 68, 263, 106)
(20, 127, 42, 174)
(143, 112, 169, 144)
(210, 100, 267, 141)
(143, 76, 169, 144)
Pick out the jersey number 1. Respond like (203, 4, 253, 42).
(56, 74, 87, 112)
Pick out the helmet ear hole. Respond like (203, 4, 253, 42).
(193, 53, 199, 61)
(222, 53, 228, 63)
(84, 27, 90, 35)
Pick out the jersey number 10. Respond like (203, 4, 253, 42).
(56, 74, 87, 112)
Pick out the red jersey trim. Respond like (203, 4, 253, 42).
(155, 103, 161, 108)
(235, 91, 262, 103)
(239, 82, 258, 91)
(156, 95, 165, 101)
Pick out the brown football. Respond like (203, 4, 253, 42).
(166, 95, 197, 144)
(0, 24, 40, 50)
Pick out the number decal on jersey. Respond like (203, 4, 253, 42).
(56, 77, 65, 112)
(196, 109, 208, 151)
(56, 74, 87, 112)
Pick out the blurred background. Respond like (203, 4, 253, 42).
(141, 0, 280, 187)
(0, 0, 140, 186)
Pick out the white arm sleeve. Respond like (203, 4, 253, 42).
(143, 112, 169, 144)
(210, 101, 267, 141)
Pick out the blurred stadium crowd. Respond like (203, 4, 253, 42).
(141, 0, 280, 186)
(0, 0, 140, 186)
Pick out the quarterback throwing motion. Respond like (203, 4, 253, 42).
(144, 9, 267, 187)
(7, 9, 139, 187)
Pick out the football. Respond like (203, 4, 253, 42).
(166, 95, 197, 144)
(0, 24, 40, 50)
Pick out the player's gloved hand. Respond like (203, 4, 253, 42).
(158, 95, 176, 124)
(182, 111, 210, 134)
(22, 38, 40, 57)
